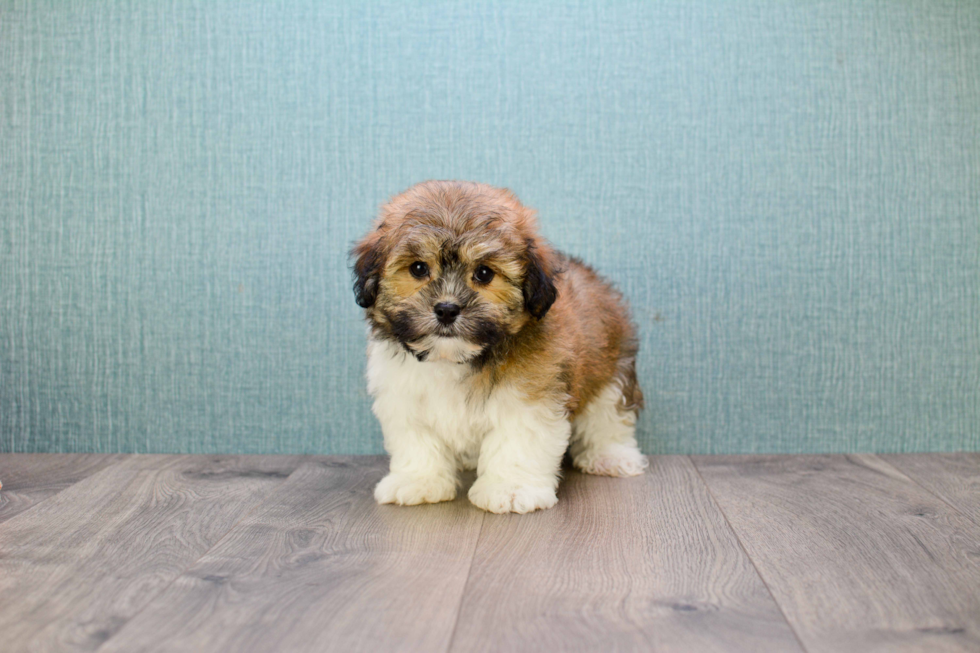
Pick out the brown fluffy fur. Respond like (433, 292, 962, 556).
(352, 180, 643, 419)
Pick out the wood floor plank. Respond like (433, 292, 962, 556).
(0, 454, 302, 653)
(0, 454, 125, 523)
(695, 454, 980, 653)
(97, 457, 485, 653)
(448, 456, 804, 653)
(880, 453, 980, 527)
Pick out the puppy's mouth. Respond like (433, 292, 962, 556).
(406, 335, 482, 364)
(407, 323, 483, 364)
(385, 310, 501, 364)
(434, 324, 459, 337)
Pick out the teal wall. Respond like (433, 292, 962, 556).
(2, 1, 978, 454)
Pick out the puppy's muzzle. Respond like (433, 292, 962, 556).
(434, 302, 461, 325)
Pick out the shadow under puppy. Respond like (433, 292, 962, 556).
(351, 180, 646, 513)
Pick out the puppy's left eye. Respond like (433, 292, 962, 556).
(473, 265, 495, 284)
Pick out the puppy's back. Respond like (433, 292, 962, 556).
(531, 255, 643, 416)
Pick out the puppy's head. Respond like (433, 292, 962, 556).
(351, 181, 559, 363)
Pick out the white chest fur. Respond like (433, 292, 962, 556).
(366, 338, 490, 466)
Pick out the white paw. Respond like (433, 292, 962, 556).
(374, 472, 457, 506)
(467, 476, 558, 514)
(575, 444, 648, 477)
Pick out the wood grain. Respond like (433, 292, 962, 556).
(694, 454, 980, 653)
(448, 456, 803, 653)
(0, 454, 125, 523)
(4, 453, 977, 653)
(0, 454, 301, 653)
(97, 457, 485, 653)
(881, 453, 980, 527)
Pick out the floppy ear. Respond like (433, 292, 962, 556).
(522, 240, 559, 319)
(350, 231, 384, 308)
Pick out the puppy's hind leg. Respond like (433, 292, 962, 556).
(570, 382, 647, 477)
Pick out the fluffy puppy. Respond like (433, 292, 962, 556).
(351, 180, 646, 513)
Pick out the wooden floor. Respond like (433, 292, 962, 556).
(0, 454, 978, 652)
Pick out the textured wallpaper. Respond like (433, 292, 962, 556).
(1, 0, 978, 454)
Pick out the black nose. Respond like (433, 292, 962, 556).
(434, 302, 461, 325)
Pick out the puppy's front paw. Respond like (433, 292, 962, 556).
(467, 476, 558, 514)
(375, 472, 457, 506)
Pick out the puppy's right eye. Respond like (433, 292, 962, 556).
(409, 261, 429, 279)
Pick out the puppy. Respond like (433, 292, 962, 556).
(351, 181, 646, 513)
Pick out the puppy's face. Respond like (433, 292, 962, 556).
(352, 181, 558, 363)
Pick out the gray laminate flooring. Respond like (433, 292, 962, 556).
(0, 453, 977, 652)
